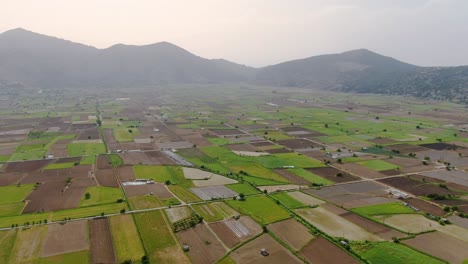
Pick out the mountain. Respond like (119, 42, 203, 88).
(0, 28, 254, 87)
(0, 28, 467, 101)
(255, 49, 467, 101)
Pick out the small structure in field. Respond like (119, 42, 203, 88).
(260, 248, 269, 256)
(182, 244, 190, 252)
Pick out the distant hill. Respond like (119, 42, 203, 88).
(0, 28, 467, 101)
(0, 28, 254, 87)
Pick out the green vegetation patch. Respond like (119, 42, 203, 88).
(352, 241, 444, 264)
(128, 195, 163, 210)
(226, 195, 290, 224)
(231, 164, 288, 183)
(352, 202, 415, 217)
(0, 203, 25, 217)
(270, 192, 306, 209)
(206, 137, 229, 145)
(133, 165, 193, 188)
(67, 143, 106, 156)
(80, 186, 125, 207)
(357, 160, 400, 171)
(43, 162, 76, 170)
(240, 175, 286, 186)
(114, 127, 140, 142)
(108, 154, 124, 167)
(0, 184, 35, 204)
(255, 153, 325, 169)
(0, 229, 17, 263)
(80, 155, 96, 165)
(192, 202, 236, 222)
(110, 215, 146, 264)
(226, 183, 260, 195)
(168, 185, 201, 203)
(287, 168, 334, 185)
(134, 210, 176, 263)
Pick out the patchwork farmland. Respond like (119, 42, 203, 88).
(0, 86, 467, 264)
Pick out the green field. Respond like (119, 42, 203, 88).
(352, 241, 445, 264)
(0, 229, 17, 263)
(110, 215, 145, 264)
(239, 175, 286, 186)
(0, 203, 25, 217)
(0, 184, 35, 204)
(192, 202, 236, 222)
(226, 195, 290, 224)
(357, 160, 400, 171)
(255, 153, 325, 169)
(43, 162, 76, 170)
(206, 137, 229, 145)
(134, 210, 177, 263)
(67, 143, 106, 156)
(352, 202, 415, 217)
(270, 192, 306, 209)
(80, 155, 96, 165)
(114, 127, 140, 142)
(230, 164, 288, 183)
(108, 154, 124, 167)
(128, 195, 163, 210)
(133, 165, 193, 188)
(226, 183, 260, 195)
(287, 168, 334, 185)
(168, 185, 201, 203)
(79, 186, 125, 207)
(0, 203, 129, 228)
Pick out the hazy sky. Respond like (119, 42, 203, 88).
(2, 0, 468, 67)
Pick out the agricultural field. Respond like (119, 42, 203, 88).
(351, 241, 445, 264)
(0, 86, 467, 263)
(226, 195, 291, 224)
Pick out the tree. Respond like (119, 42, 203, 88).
(239, 193, 245, 201)
(85, 192, 91, 199)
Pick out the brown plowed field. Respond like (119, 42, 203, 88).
(23, 181, 87, 213)
(404, 197, 446, 216)
(95, 169, 120, 188)
(3, 160, 52, 173)
(334, 163, 386, 179)
(339, 212, 405, 240)
(227, 143, 257, 152)
(277, 139, 317, 149)
(21, 165, 92, 184)
(97, 155, 112, 169)
(42, 220, 89, 257)
(119, 151, 176, 165)
(231, 234, 302, 264)
(379, 169, 401, 176)
(299, 237, 359, 264)
(211, 129, 246, 136)
(55, 157, 81, 164)
(77, 127, 100, 140)
(420, 143, 461, 150)
(208, 216, 262, 248)
(116, 166, 135, 182)
(267, 219, 314, 251)
(273, 169, 310, 185)
(307, 167, 360, 183)
(403, 231, 468, 264)
(176, 224, 227, 264)
(378, 176, 458, 196)
(0, 172, 26, 185)
(90, 218, 116, 264)
(266, 148, 292, 154)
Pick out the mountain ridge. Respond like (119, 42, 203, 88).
(0, 28, 466, 101)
